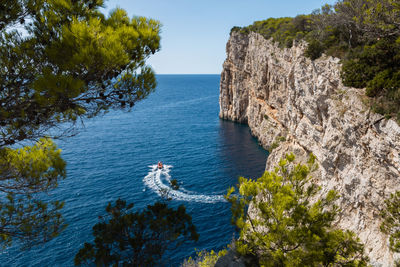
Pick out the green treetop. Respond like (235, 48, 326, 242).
(0, 0, 160, 146)
(226, 153, 368, 266)
(0, 0, 160, 248)
(0, 138, 66, 248)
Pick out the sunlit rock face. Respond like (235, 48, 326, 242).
(220, 31, 400, 266)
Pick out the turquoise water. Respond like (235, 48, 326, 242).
(2, 75, 268, 266)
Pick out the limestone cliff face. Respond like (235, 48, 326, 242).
(219, 31, 400, 266)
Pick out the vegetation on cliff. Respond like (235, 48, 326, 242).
(181, 249, 228, 267)
(0, 0, 160, 248)
(381, 191, 400, 254)
(232, 0, 400, 122)
(225, 154, 368, 266)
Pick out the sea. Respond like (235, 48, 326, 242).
(1, 74, 268, 266)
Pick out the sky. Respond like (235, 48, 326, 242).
(103, 0, 336, 74)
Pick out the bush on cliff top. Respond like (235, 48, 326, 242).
(231, 0, 400, 122)
(232, 16, 313, 49)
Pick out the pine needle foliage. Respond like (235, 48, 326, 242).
(0, 138, 66, 248)
(181, 249, 228, 267)
(74, 199, 199, 266)
(226, 153, 368, 266)
(0, 0, 161, 248)
(0, 0, 161, 147)
(381, 191, 400, 253)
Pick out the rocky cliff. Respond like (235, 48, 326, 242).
(219, 31, 400, 266)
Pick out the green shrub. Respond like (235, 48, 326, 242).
(304, 40, 324, 60)
(238, 16, 313, 48)
(386, 71, 400, 101)
(295, 31, 305, 41)
(230, 26, 241, 34)
(341, 59, 376, 89)
(341, 39, 400, 117)
(371, 102, 386, 115)
(284, 35, 294, 48)
(277, 136, 286, 142)
(366, 70, 392, 97)
(268, 136, 286, 153)
(269, 141, 280, 152)
(381, 191, 400, 253)
(181, 249, 227, 267)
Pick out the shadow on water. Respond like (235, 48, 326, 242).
(218, 119, 269, 181)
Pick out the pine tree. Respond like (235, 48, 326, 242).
(0, 0, 160, 247)
(226, 153, 368, 266)
(74, 199, 199, 266)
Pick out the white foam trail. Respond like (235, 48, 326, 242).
(143, 165, 226, 203)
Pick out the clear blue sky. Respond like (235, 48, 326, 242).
(103, 0, 336, 74)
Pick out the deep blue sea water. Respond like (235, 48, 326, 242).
(2, 75, 268, 266)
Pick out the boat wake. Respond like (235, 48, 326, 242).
(143, 165, 226, 203)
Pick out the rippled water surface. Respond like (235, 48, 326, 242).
(3, 75, 268, 266)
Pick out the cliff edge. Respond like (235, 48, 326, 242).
(219, 31, 400, 266)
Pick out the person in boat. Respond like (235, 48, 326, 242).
(158, 161, 163, 169)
